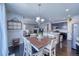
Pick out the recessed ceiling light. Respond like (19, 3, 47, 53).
(65, 9, 69, 12)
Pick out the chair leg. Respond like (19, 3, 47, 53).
(51, 47, 56, 56)
(60, 42, 62, 48)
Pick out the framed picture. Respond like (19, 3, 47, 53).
(7, 19, 22, 30)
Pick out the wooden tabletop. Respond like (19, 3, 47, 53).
(28, 37, 50, 49)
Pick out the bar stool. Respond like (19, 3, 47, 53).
(59, 35, 63, 48)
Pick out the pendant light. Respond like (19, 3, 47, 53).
(35, 4, 45, 23)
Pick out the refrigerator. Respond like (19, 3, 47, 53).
(72, 24, 79, 49)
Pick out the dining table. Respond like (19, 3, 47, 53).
(28, 37, 51, 51)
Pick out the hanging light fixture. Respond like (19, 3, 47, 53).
(35, 4, 45, 23)
(65, 8, 72, 22)
(36, 17, 40, 23)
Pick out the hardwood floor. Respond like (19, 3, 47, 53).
(9, 39, 78, 56)
(56, 40, 77, 56)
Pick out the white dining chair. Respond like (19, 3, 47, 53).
(23, 37, 44, 56)
(59, 35, 63, 48)
(32, 49, 44, 56)
(23, 37, 32, 56)
(43, 39, 56, 56)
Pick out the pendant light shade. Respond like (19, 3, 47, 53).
(41, 19, 45, 22)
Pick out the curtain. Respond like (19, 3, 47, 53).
(0, 3, 8, 56)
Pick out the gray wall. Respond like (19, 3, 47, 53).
(7, 12, 36, 47)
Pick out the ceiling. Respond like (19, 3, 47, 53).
(5, 3, 79, 23)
